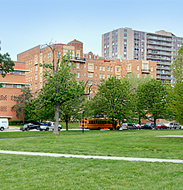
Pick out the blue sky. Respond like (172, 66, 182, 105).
(1, 0, 183, 60)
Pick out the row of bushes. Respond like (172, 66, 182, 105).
(9, 120, 23, 125)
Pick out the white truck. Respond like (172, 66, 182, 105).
(0, 118, 9, 131)
(39, 121, 62, 131)
(167, 123, 182, 129)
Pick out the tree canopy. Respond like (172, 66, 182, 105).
(171, 45, 183, 82)
(11, 87, 33, 123)
(135, 79, 167, 126)
(92, 76, 131, 129)
(37, 53, 86, 134)
(0, 53, 15, 77)
(167, 82, 183, 124)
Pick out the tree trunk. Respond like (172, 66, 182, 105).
(138, 116, 141, 125)
(154, 118, 156, 129)
(53, 103, 60, 135)
(66, 120, 69, 131)
(112, 118, 115, 130)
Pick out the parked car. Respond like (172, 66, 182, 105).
(133, 123, 141, 129)
(119, 123, 138, 130)
(155, 124, 168, 130)
(167, 123, 181, 129)
(141, 123, 154, 129)
(39, 121, 62, 131)
(20, 123, 39, 131)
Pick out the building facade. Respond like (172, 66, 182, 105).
(17, 40, 84, 96)
(102, 28, 183, 83)
(17, 40, 157, 98)
(0, 61, 28, 120)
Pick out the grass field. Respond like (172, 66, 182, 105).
(1, 129, 183, 189)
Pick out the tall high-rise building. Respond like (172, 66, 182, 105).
(102, 28, 183, 83)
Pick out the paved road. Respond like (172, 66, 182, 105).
(0, 150, 183, 163)
(0, 127, 86, 132)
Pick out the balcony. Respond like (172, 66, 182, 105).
(147, 45, 172, 52)
(147, 50, 172, 56)
(147, 35, 173, 42)
(147, 40, 172, 47)
(157, 66, 171, 70)
(71, 57, 86, 63)
(157, 62, 172, 66)
(161, 76, 172, 80)
(127, 70, 132, 73)
(156, 71, 171, 75)
(141, 69, 150, 73)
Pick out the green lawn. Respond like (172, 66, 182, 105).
(60, 122, 79, 129)
(1, 130, 183, 189)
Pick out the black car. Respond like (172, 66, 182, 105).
(142, 123, 155, 129)
(20, 123, 39, 131)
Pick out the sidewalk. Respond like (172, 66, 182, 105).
(0, 150, 183, 163)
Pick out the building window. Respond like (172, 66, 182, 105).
(103, 66, 105, 71)
(116, 67, 120, 72)
(76, 72, 80, 78)
(57, 52, 61, 58)
(102, 74, 105, 79)
(151, 67, 153, 71)
(137, 65, 139, 70)
(76, 63, 79, 69)
(88, 81, 92, 85)
(107, 75, 110, 79)
(88, 73, 93, 78)
(35, 75, 38, 80)
(88, 64, 94, 72)
(35, 65, 38, 72)
(107, 67, 109, 71)
(110, 67, 113, 72)
(99, 74, 101, 78)
(13, 84, 22, 88)
(151, 74, 153, 78)
(99, 66, 102, 71)
(0, 95, 7, 101)
(0, 106, 7, 112)
(137, 73, 139, 78)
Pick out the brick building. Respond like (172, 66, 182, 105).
(17, 40, 84, 96)
(74, 52, 156, 98)
(0, 61, 28, 120)
(17, 40, 156, 98)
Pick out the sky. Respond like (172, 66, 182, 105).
(1, 0, 183, 61)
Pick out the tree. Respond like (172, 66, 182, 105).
(59, 96, 84, 131)
(136, 79, 167, 126)
(167, 82, 183, 124)
(171, 45, 183, 82)
(37, 53, 88, 135)
(93, 76, 131, 130)
(0, 53, 15, 86)
(23, 99, 55, 123)
(11, 87, 33, 123)
(125, 74, 152, 124)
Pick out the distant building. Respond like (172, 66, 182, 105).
(17, 40, 84, 96)
(102, 28, 183, 83)
(0, 61, 28, 120)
